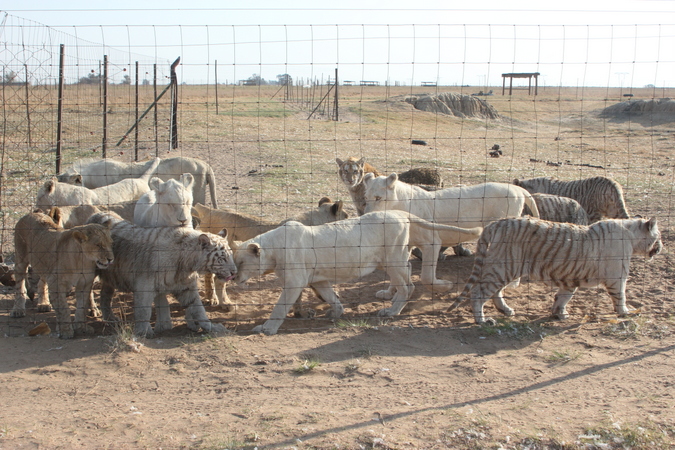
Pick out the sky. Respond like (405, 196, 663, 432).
(3, 1, 675, 87)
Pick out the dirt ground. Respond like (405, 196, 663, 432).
(1, 232, 673, 449)
(1, 87, 674, 449)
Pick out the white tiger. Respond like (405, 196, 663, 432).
(513, 176, 629, 223)
(525, 193, 590, 225)
(446, 217, 663, 324)
(234, 210, 482, 335)
(134, 174, 194, 228)
(87, 212, 236, 337)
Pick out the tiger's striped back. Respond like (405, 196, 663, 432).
(523, 193, 590, 225)
(513, 176, 629, 222)
(451, 216, 662, 323)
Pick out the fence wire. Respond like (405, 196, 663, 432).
(0, 13, 673, 337)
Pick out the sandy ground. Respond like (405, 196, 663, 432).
(1, 234, 673, 449)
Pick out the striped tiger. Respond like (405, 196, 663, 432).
(446, 216, 662, 324)
(337, 157, 444, 215)
(87, 212, 237, 337)
(513, 176, 629, 223)
(524, 193, 590, 225)
(336, 157, 381, 216)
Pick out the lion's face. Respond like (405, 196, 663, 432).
(363, 173, 397, 214)
(233, 243, 267, 285)
(74, 225, 115, 269)
(150, 175, 195, 228)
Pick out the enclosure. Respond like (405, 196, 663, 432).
(0, 10, 674, 449)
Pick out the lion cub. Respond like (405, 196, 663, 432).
(12, 209, 114, 338)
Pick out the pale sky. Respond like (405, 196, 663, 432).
(3, 1, 675, 87)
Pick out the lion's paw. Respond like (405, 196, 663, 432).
(153, 320, 173, 334)
(453, 244, 473, 257)
(58, 325, 75, 339)
(36, 303, 53, 313)
(375, 289, 395, 300)
(202, 296, 220, 306)
(10, 309, 26, 318)
(293, 307, 316, 319)
(251, 323, 278, 335)
(134, 323, 155, 338)
(377, 308, 396, 318)
(207, 323, 228, 334)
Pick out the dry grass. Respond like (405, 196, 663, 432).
(1, 84, 673, 255)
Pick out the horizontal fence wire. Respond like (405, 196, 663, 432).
(0, 12, 673, 337)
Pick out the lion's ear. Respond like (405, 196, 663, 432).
(149, 177, 162, 190)
(332, 200, 344, 217)
(72, 230, 88, 244)
(100, 217, 116, 229)
(363, 172, 375, 184)
(48, 207, 62, 225)
(247, 243, 261, 257)
(386, 173, 398, 189)
(218, 228, 228, 239)
(318, 197, 331, 207)
(180, 173, 195, 189)
(44, 178, 56, 194)
(73, 174, 83, 185)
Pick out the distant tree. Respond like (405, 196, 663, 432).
(2, 71, 18, 85)
(276, 73, 292, 86)
(644, 84, 655, 89)
(78, 71, 102, 85)
(245, 73, 267, 85)
(120, 75, 131, 85)
(142, 79, 150, 86)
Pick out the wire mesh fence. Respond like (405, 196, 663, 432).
(0, 12, 673, 337)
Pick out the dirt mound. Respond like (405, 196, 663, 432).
(600, 98, 675, 117)
(402, 92, 500, 119)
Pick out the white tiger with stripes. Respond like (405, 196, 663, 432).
(525, 193, 590, 225)
(447, 216, 662, 324)
(513, 176, 629, 223)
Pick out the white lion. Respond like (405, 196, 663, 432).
(234, 210, 482, 335)
(193, 197, 348, 308)
(87, 212, 236, 337)
(133, 173, 194, 228)
(37, 158, 160, 209)
(58, 156, 218, 207)
(363, 173, 539, 251)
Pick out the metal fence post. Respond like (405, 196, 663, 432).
(56, 44, 65, 174)
(102, 54, 108, 158)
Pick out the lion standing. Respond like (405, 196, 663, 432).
(12, 210, 114, 339)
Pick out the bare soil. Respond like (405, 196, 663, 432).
(1, 86, 674, 449)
